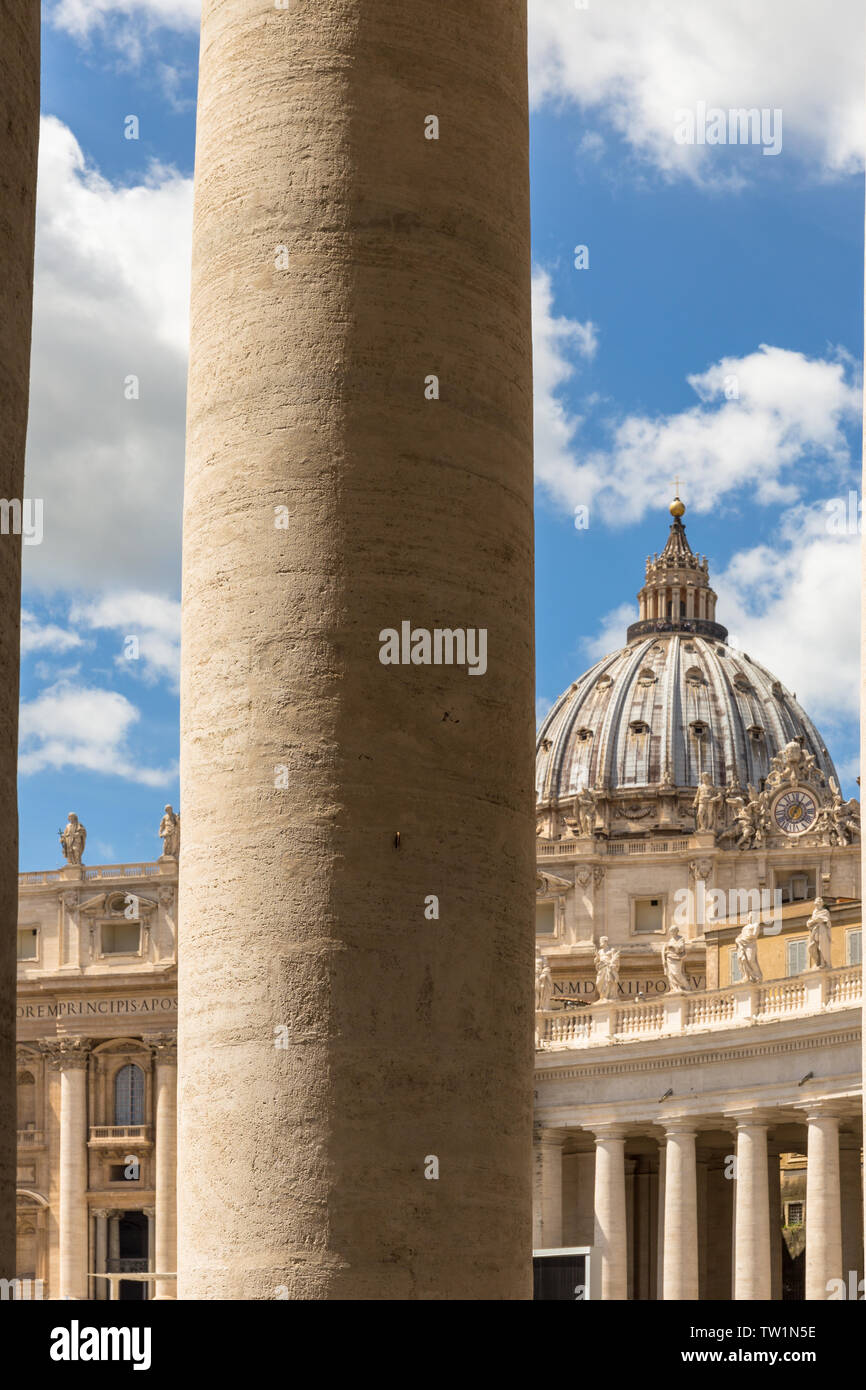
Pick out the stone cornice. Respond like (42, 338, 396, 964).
(536, 1025, 861, 1084)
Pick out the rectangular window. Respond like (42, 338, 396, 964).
(101, 922, 141, 955)
(774, 870, 815, 905)
(633, 897, 664, 934)
(786, 938, 807, 976)
(786, 1201, 804, 1227)
(17, 929, 38, 961)
(535, 902, 556, 935)
(729, 947, 743, 984)
(109, 1163, 139, 1183)
(846, 930, 862, 966)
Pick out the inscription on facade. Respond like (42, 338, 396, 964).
(16, 996, 177, 1020)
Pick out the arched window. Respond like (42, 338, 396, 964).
(114, 1064, 145, 1126)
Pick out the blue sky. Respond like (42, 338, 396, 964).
(19, 0, 865, 868)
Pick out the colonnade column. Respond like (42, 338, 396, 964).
(49, 1039, 91, 1299)
(655, 1146, 666, 1297)
(93, 1208, 110, 1301)
(151, 1035, 177, 1297)
(662, 1123, 699, 1300)
(839, 1132, 864, 1291)
(0, 0, 40, 1282)
(805, 1110, 843, 1300)
(733, 1115, 771, 1300)
(177, 0, 535, 1300)
(540, 1133, 564, 1249)
(767, 1147, 782, 1301)
(593, 1126, 628, 1300)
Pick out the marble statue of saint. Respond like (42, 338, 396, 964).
(692, 772, 722, 832)
(662, 925, 691, 993)
(573, 786, 596, 838)
(594, 936, 621, 1002)
(734, 919, 762, 983)
(59, 813, 86, 866)
(535, 955, 553, 1046)
(159, 804, 181, 859)
(806, 897, 832, 970)
(535, 954, 553, 1013)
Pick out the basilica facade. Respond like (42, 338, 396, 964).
(533, 500, 863, 1300)
(15, 818, 178, 1300)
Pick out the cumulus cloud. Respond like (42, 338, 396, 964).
(532, 297, 861, 525)
(49, 0, 199, 39)
(71, 591, 181, 687)
(529, 0, 865, 183)
(716, 504, 860, 727)
(19, 679, 177, 785)
(532, 267, 597, 512)
(21, 611, 83, 656)
(24, 116, 192, 595)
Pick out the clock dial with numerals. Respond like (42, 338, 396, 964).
(772, 789, 817, 836)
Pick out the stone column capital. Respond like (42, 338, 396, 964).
(91, 1208, 112, 1221)
(726, 1108, 774, 1131)
(149, 1033, 178, 1065)
(592, 1124, 628, 1143)
(662, 1119, 699, 1138)
(142, 1206, 156, 1218)
(43, 1037, 92, 1070)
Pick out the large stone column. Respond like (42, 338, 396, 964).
(179, 0, 535, 1299)
(593, 1127, 628, 1300)
(733, 1115, 772, 1300)
(805, 1110, 843, 1300)
(540, 1133, 564, 1249)
(0, 1, 40, 1281)
(767, 1147, 782, 1301)
(662, 1123, 699, 1300)
(49, 1040, 91, 1300)
(150, 1036, 177, 1298)
(839, 1132, 863, 1292)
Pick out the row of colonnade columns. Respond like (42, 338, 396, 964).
(536, 1110, 863, 1301)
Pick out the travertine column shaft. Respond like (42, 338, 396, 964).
(540, 1135, 563, 1249)
(767, 1149, 782, 1301)
(593, 1128, 628, 1300)
(662, 1126, 699, 1300)
(655, 1146, 666, 1298)
(151, 1037, 177, 1297)
(93, 1209, 109, 1301)
(0, 0, 40, 1280)
(733, 1119, 771, 1300)
(805, 1113, 842, 1300)
(839, 1136, 863, 1291)
(51, 1043, 90, 1299)
(179, 0, 535, 1299)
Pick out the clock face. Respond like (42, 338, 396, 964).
(773, 789, 817, 835)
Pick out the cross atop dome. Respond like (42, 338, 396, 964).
(626, 495, 728, 643)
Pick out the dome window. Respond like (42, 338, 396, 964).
(685, 666, 704, 686)
(734, 675, 753, 694)
(747, 725, 764, 742)
(629, 720, 650, 735)
(771, 681, 784, 699)
(596, 675, 613, 690)
(637, 668, 656, 686)
(690, 720, 708, 738)
(576, 727, 593, 742)
(540, 737, 552, 752)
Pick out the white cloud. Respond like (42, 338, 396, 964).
(715, 504, 860, 727)
(19, 679, 176, 786)
(583, 603, 634, 664)
(532, 267, 597, 516)
(21, 610, 83, 656)
(24, 116, 192, 595)
(531, 297, 861, 525)
(529, 0, 865, 183)
(49, 0, 199, 39)
(71, 591, 181, 687)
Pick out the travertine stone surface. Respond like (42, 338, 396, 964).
(179, 1, 535, 1298)
(0, 0, 39, 1280)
